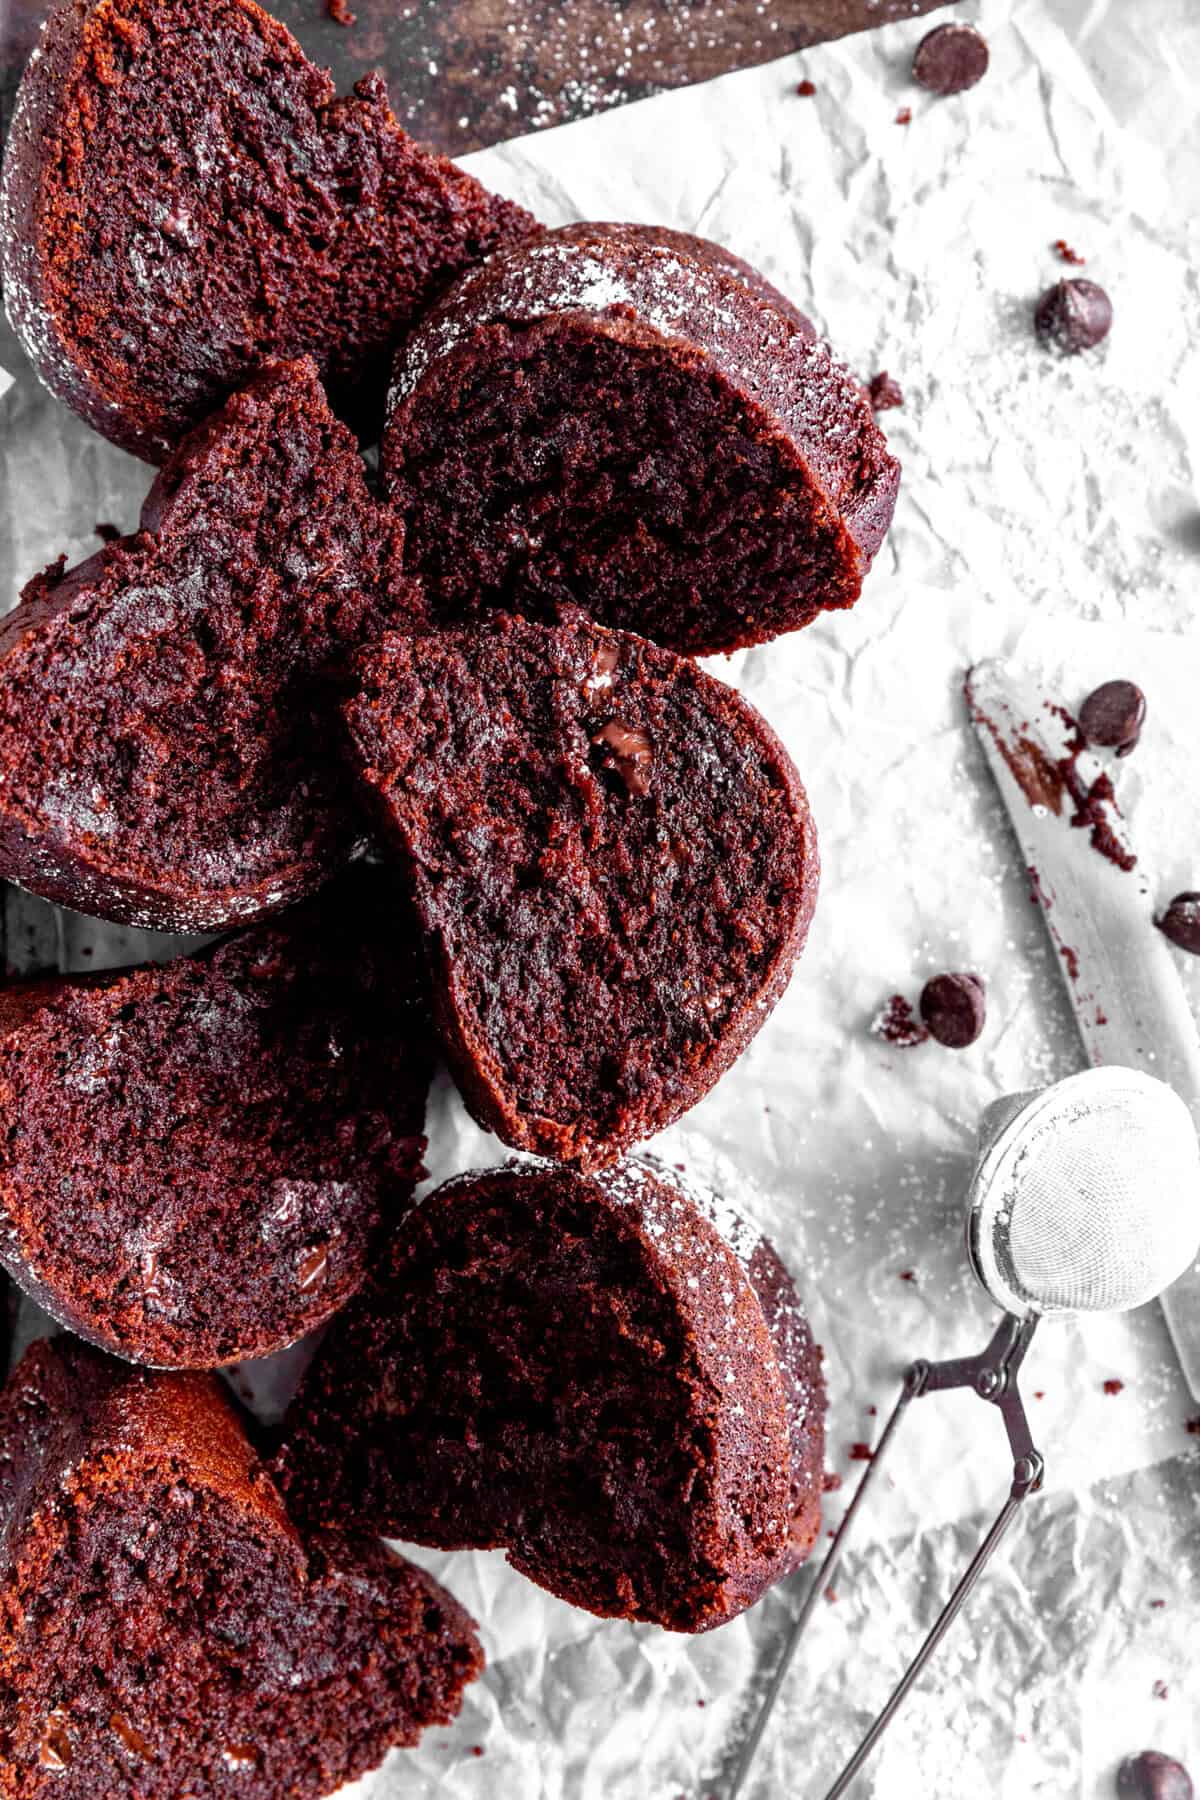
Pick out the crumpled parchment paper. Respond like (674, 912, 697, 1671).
(1, 1, 1198, 1794)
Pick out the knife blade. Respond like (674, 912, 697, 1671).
(966, 658, 1200, 1399)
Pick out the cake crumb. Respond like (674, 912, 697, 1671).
(1053, 239, 1085, 265)
(1102, 1378, 1124, 1395)
(895, 106, 913, 125)
(325, 0, 356, 24)
(868, 371, 904, 411)
(871, 994, 928, 1047)
(796, 79, 816, 97)
(848, 1442, 873, 1461)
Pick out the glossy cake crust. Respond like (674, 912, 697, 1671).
(277, 1158, 827, 1632)
(0, 0, 535, 458)
(344, 608, 819, 1165)
(0, 358, 422, 931)
(0, 1336, 482, 1798)
(0, 880, 432, 1368)
(384, 221, 899, 653)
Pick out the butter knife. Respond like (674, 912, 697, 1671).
(966, 659, 1200, 1398)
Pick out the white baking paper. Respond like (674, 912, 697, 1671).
(2, 1, 1199, 1795)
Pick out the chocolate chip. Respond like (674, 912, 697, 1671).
(297, 1245, 328, 1292)
(110, 1714, 153, 1760)
(919, 973, 986, 1048)
(222, 1743, 259, 1772)
(584, 641, 620, 693)
(868, 371, 904, 411)
(1117, 1752, 1195, 1800)
(912, 23, 990, 95)
(592, 720, 653, 794)
(38, 1710, 72, 1771)
(1157, 894, 1200, 956)
(1079, 680, 1146, 755)
(1035, 279, 1113, 354)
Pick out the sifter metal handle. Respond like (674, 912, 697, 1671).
(725, 1314, 1042, 1799)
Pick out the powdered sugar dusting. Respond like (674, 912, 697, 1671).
(621, 1150, 766, 1271)
(386, 225, 848, 452)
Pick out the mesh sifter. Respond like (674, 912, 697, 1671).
(728, 1066, 1200, 1799)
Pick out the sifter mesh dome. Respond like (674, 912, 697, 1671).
(966, 1068, 1200, 1318)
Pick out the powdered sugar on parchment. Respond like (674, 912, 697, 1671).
(3, 2, 1200, 1797)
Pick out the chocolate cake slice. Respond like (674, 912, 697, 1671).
(0, 357, 422, 931)
(0, 0, 536, 459)
(344, 609, 818, 1165)
(0, 1335, 482, 1797)
(0, 877, 432, 1368)
(383, 221, 900, 654)
(276, 1157, 827, 1632)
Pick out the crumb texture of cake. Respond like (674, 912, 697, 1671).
(275, 1157, 826, 1632)
(0, 0, 536, 459)
(0, 358, 423, 931)
(344, 609, 818, 1165)
(0, 1336, 482, 1798)
(0, 877, 432, 1368)
(384, 221, 899, 654)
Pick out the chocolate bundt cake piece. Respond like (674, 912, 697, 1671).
(0, 880, 431, 1368)
(276, 1157, 827, 1632)
(0, 0, 535, 459)
(344, 609, 818, 1165)
(0, 357, 421, 931)
(0, 1336, 482, 1797)
(383, 221, 900, 654)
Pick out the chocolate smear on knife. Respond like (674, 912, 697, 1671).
(965, 674, 1136, 872)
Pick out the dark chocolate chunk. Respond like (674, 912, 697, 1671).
(1157, 893, 1200, 956)
(869, 371, 904, 411)
(1035, 279, 1113, 354)
(912, 23, 990, 95)
(1079, 680, 1146, 755)
(1117, 1751, 1194, 1800)
(919, 973, 986, 1048)
(593, 719, 654, 794)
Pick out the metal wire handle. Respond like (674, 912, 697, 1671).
(725, 1313, 1044, 1799)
